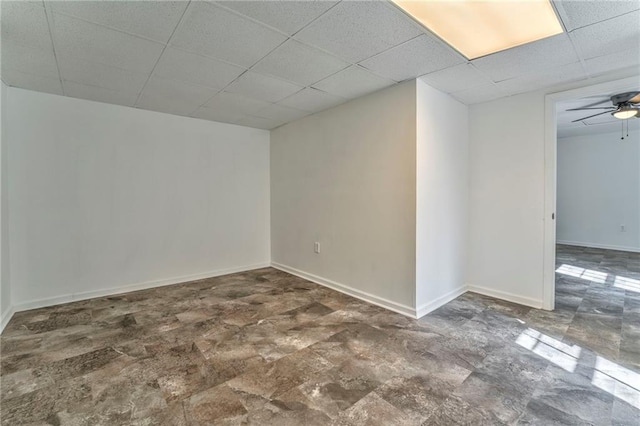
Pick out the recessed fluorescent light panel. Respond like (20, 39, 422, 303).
(391, 0, 564, 60)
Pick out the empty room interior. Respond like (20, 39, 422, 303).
(1, 0, 639, 424)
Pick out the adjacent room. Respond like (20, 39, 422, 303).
(0, 0, 638, 424)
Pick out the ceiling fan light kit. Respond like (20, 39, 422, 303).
(612, 105, 640, 120)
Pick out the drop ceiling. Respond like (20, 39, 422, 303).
(2, 0, 639, 130)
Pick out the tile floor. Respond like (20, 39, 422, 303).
(0, 245, 639, 425)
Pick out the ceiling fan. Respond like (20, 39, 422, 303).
(568, 91, 640, 123)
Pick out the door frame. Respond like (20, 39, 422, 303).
(542, 75, 640, 310)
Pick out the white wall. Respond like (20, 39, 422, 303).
(468, 91, 546, 307)
(1, 81, 10, 328)
(5, 88, 270, 311)
(270, 82, 417, 315)
(415, 79, 469, 315)
(557, 129, 640, 251)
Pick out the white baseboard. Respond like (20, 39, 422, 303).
(557, 240, 640, 254)
(1, 304, 15, 334)
(11, 262, 271, 314)
(271, 262, 417, 318)
(416, 286, 467, 319)
(467, 284, 543, 309)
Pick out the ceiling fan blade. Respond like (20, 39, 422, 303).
(571, 110, 613, 123)
(566, 107, 615, 111)
(611, 91, 640, 104)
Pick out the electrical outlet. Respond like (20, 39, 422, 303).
(314, 242, 320, 254)
(621, 224, 626, 232)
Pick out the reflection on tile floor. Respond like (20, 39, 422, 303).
(0, 245, 639, 425)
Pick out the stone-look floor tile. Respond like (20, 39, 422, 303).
(515, 399, 593, 425)
(1, 245, 639, 424)
(564, 312, 622, 360)
(532, 364, 615, 425)
(422, 394, 506, 426)
(183, 384, 248, 425)
(331, 392, 412, 425)
(452, 371, 532, 424)
(375, 375, 456, 424)
(226, 348, 333, 400)
(295, 364, 382, 419)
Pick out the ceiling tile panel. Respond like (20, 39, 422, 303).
(154, 47, 245, 90)
(554, 0, 640, 31)
(312, 65, 395, 99)
(583, 48, 640, 77)
(277, 87, 345, 112)
(1, 38, 60, 79)
(169, 2, 287, 68)
(450, 84, 508, 105)
(64, 81, 139, 107)
(2, 1, 53, 51)
(360, 34, 465, 82)
(51, 13, 165, 74)
(224, 71, 303, 103)
(0, 69, 63, 95)
(419, 63, 493, 94)
(494, 62, 587, 95)
(471, 34, 578, 82)
(49, 1, 189, 43)
(139, 76, 219, 106)
(215, 0, 339, 35)
(57, 56, 148, 94)
(252, 39, 349, 86)
(295, 1, 422, 63)
(204, 91, 272, 116)
(570, 11, 640, 59)
(1, 1, 61, 81)
(191, 106, 245, 125)
(254, 104, 309, 122)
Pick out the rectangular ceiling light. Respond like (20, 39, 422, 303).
(391, 0, 564, 60)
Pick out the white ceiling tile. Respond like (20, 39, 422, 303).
(169, 2, 287, 68)
(204, 91, 272, 116)
(277, 87, 345, 112)
(1, 38, 60, 79)
(494, 62, 587, 96)
(57, 56, 148, 93)
(136, 96, 200, 117)
(252, 39, 348, 86)
(237, 115, 284, 130)
(419, 63, 493, 94)
(360, 34, 465, 82)
(583, 49, 640, 78)
(154, 47, 245, 90)
(190, 107, 245, 125)
(1, 1, 53, 51)
(1, 1, 60, 80)
(64, 81, 138, 107)
(450, 84, 507, 105)
(254, 104, 308, 123)
(224, 71, 303, 103)
(51, 13, 164, 74)
(1, 69, 62, 95)
(472, 34, 579, 82)
(312, 65, 395, 98)
(49, 1, 189, 43)
(215, 0, 339, 35)
(570, 11, 640, 60)
(141, 76, 217, 110)
(295, 1, 422, 63)
(554, 0, 640, 31)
